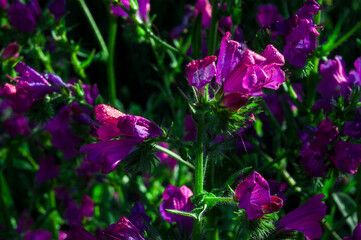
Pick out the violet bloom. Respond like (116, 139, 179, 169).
(194, 0, 212, 27)
(349, 57, 361, 86)
(277, 194, 326, 240)
(94, 104, 125, 141)
(0, 0, 8, 9)
(7, 0, 39, 32)
(343, 116, 361, 139)
(185, 56, 217, 90)
(300, 118, 338, 177)
(24, 230, 52, 240)
(36, 156, 60, 184)
(110, 0, 129, 18)
(65, 223, 97, 240)
(102, 217, 145, 240)
(46, 106, 81, 160)
(268, 179, 288, 203)
(3, 114, 30, 137)
(317, 56, 350, 98)
(160, 185, 194, 232)
(257, 5, 282, 27)
(156, 142, 178, 171)
(234, 171, 283, 220)
(111, 0, 150, 22)
(1, 42, 19, 59)
(64, 195, 94, 223)
(329, 141, 361, 174)
(344, 222, 361, 240)
(128, 202, 152, 233)
(48, 0, 66, 21)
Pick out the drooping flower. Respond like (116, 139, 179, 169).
(7, 0, 39, 32)
(194, 0, 212, 27)
(48, 0, 66, 21)
(344, 222, 361, 240)
(257, 5, 282, 27)
(234, 171, 283, 220)
(102, 217, 145, 240)
(160, 185, 194, 232)
(329, 141, 361, 175)
(1, 42, 19, 59)
(185, 56, 217, 90)
(277, 194, 326, 240)
(156, 142, 178, 171)
(24, 229, 52, 240)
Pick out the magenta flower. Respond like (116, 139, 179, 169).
(1, 42, 19, 59)
(344, 222, 361, 240)
(257, 5, 282, 27)
(194, 0, 212, 27)
(329, 141, 361, 174)
(160, 185, 194, 232)
(24, 229, 52, 240)
(0, 0, 8, 9)
(94, 104, 126, 141)
(102, 216, 145, 240)
(156, 142, 178, 171)
(3, 113, 30, 138)
(234, 171, 283, 220)
(110, 0, 129, 18)
(277, 194, 326, 240)
(7, 0, 39, 32)
(48, 0, 66, 21)
(185, 56, 217, 90)
(0, 83, 34, 113)
(343, 116, 361, 140)
(111, 0, 150, 22)
(317, 56, 350, 98)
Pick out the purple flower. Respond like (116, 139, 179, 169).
(0, 84, 33, 113)
(64, 195, 94, 223)
(64, 223, 97, 240)
(344, 222, 361, 240)
(219, 16, 232, 32)
(222, 92, 249, 111)
(24, 229, 52, 240)
(94, 104, 125, 141)
(110, 0, 150, 22)
(48, 0, 66, 21)
(102, 217, 145, 240)
(16, 211, 33, 233)
(3, 113, 30, 137)
(234, 171, 283, 220)
(277, 194, 326, 240)
(83, 83, 99, 106)
(160, 185, 194, 232)
(329, 141, 361, 174)
(185, 56, 217, 90)
(296, 0, 322, 24)
(317, 56, 350, 98)
(137, 0, 150, 22)
(156, 142, 178, 171)
(283, 19, 320, 67)
(257, 5, 282, 27)
(222, 42, 286, 96)
(36, 156, 60, 184)
(80, 139, 138, 174)
(80, 195, 94, 218)
(268, 179, 288, 203)
(349, 57, 361, 86)
(300, 118, 338, 177)
(343, 116, 361, 139)
(1, 42, 19, 59)
(46, 106, 81, 160)
(7, 0, 39, 32)
(194, 0, 212, 27)
(128, 202, 152, 233)
(110, 1, 129, 18)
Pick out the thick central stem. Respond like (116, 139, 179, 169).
(193, 117, 205, 240)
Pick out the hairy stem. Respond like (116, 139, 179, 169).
(153, 144, 195, 170)
(107, 15, 118, 106)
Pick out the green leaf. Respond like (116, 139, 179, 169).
(332, 192, 357, 230)
(165, 209, 198, 219)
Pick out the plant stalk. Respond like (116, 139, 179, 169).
(108, 15, 118, 106)
(153, 144, 195, 170)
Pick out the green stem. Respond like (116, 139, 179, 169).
(153, 144, 195, 170)
(322, 222, 343, 240)
(330, 21, 361, 53)
(205, 197, 237, 204)
(78, 0, 109, 59)
(193, 117, 205, 240)
(34, 45, 54, 73)
(207, 0, 219, 56)
(116, 2, 192, 61)
(108, 15, 118, 106)
(356, 171, 361, 222)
